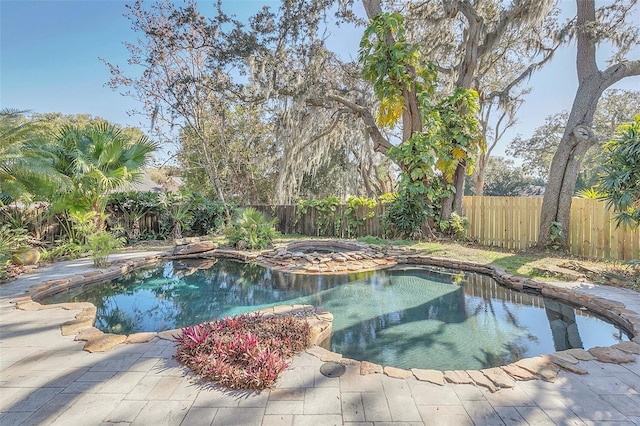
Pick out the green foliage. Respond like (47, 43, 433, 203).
(378, 192, 397, 204)
(547, 221, 565, 250)
(49, 122, 158, 227)
(188, 193, 229, 235)
(0, 224, 30, 280)
(49, 210, 100, 261)
(227, 208, 278, 250)
(0, 109, 65, 203)
(357, 235, 387, 245)
(597, 115, 640, 229)
(344, 196, 377, 238)
(576, 187, 604, 199)
(467, 156, 542, 196)
(106, 191, 230, 242)
(86, 231, 125, 268)
(382, 190, 431, 239)
(359, 12, 480, 229)
(295, 197, 341, 236)
(438, 212, 470, 239)
(359, 12, 436, 127)
(295, 196, 380, 238)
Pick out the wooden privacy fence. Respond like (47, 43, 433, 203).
(249, 204, 387, 239)
(462, 196, 638, 261)
(251, 197, 639, 261)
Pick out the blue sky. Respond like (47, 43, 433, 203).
(1, 0, 638, 158)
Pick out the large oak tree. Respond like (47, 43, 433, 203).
(537, 0, 640, 248)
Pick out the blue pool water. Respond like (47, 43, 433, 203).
(40, 259, 630, 370)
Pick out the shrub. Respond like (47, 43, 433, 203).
(226, 208, 278, 250)
(0, 224, 30, 280)
(382, 191, 430, 239)
(174, 313, 312, 390)
(438, 212, 469, 239)
(189, 194, 228, 235)
(86, 231, 125, 268)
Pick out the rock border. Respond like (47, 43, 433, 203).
(11, 240, 640, 392)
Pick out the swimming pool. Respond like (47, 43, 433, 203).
(40, 259, 630, 370)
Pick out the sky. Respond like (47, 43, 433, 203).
(1, 0, 639, 160)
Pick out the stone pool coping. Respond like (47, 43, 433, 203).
(9, 241, 640, 393)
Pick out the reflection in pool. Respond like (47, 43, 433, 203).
(40, 259, 630, 370)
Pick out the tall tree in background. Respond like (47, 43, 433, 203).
(396, 0, 560, 216)
(244, 0, 393, 203)
(507, 89, 640, 187)
(178, 105, 278, 203)
(537, 0, 640, 248)
(103, 0, 243, 216)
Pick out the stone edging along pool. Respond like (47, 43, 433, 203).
(10, 241, 640, 392)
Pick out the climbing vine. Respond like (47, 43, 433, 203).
(359, 12, 480, 237)
(295, 196, 379, 238)
(295, 197, 341, 236)
(344, 196, 377, 238)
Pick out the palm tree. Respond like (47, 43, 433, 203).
(51, 122, 159, 229)
(0, 109, 64, 202)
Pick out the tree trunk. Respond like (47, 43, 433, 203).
(537, 0, 640, 248)
(473, 154, 486, 196)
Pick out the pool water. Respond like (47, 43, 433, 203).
(41, 259, 630, 370)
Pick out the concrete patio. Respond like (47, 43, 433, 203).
(1, 252, 639, 425)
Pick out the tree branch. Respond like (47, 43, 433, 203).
(326, 94, 393, 154)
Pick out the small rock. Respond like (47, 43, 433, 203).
(550, 351, 580, 364)
(157, 329, 181, 341)
(612, 341, 640, 355)
(443, 370, 474, 384)
(549, 357, 588, 375)
(480, 367, 516, 388)
(500, 364, 537, 381)
(467, 370, 498, 393)
(75, 327, 104, 342)
(384, 366, 413, 379)
(412, 369, 445, 385)
(361, 361, 383, 375)
(172, 241, 216, 256)
(83, 334, 127, 352)
(76, 307, 97, 322)
(589, 346, 636, 363)
(125, 332, 157, 344)
(15, 301, 43, 311)
(61, 318, 93, 336)
(563, 348, 595, 361)
(307, 346, 342, 362)
(515, 356, 559, 382)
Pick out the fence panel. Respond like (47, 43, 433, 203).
(461, 196, 543, 251)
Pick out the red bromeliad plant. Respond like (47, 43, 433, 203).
(174, 313, 312, 390)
